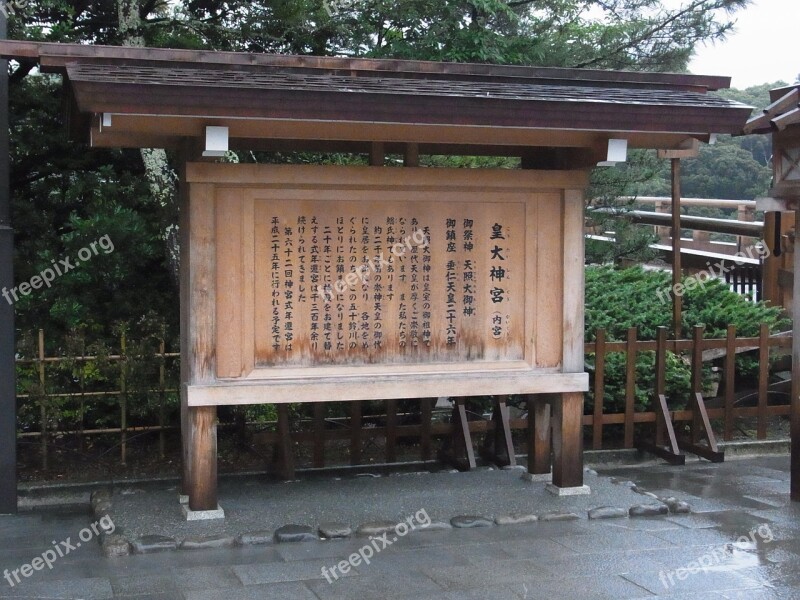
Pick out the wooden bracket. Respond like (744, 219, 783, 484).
(481, 397, 517, 467)
(678, 392, 724, 462)
(439, 397, 476, 471)
(637, 393, 685, 465)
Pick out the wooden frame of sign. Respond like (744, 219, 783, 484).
(180, 163, 589, 509)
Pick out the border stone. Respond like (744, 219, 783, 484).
(131, 535, 178, 554)
(451, 515, 494, 529)
(495, 513, 538, 526)
(417, 521, 453, 532)
(588, 507, 627, 520)
(661, 497, 692, 514)
(101, 534, 131, 558)
(274, 525, 318, 543)
(629, 503, 669, 517)
(237, 531, 274, 546)
(539, 511, 580, 522)
(180, 535, 236, 550)
(356, 521, 399, 537)
(319, 523, 352, 539)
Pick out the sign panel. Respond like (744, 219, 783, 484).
(185, 164, 589, 405)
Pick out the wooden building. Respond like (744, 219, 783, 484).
(0, 42, 752, 516)
(745, 84, 800, 501)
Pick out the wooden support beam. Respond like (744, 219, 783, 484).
(671, 158, 682, 338)
(441, 397, 476, 471)
(527, 395, 552, 475)
(552, 392, 584, 488)
(403, 143, 419, 167)
(369, 142, 385, 166)
(481, 397, 516, 467)
(186, 406, 218, 511)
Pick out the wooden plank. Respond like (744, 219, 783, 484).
(187, 372, 589, 406)
(624, 327, 637, 448)
(758, 322, 769, 440)
(215, 189, 244, 378)
(552, 392, 584, 488)
(562, 189, 585, 372)
(724, 325, 736, 441)
(535, 195, 563, 367)
(592, 329, 605, 450)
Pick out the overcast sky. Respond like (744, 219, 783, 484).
(688, 0, 797, 89)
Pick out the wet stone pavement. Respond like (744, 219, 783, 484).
(1, 455, 798, 599)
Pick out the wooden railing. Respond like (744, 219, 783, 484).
(15, 324, 792, 471)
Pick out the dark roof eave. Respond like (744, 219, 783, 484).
(71, 81, 753, 137)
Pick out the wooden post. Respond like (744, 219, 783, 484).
(404, 143, 420, 167)
(624, 327, 637, 448)
(552, 392, 584, 488)
(758, 322, 769, 440)
(724, 325, 736, 441)
(527, 395, 552, 475)
(420, 398, 433, 461)
(186, 406, 218, 511)
(0, 6, 17, 515)
(385, 399, 398, 463)
(369, 142, 385, 166)
(158, 337, 166, 459)
(654, 326, 667, 447)
(592, 329, 605, 450)
(38, 329, 47, 471)
(313, 403, 326, 468)
(179, 148, 219, 512)
(671, 158, 682, 338)
(120, 332, 127, 465)
(792, 208, 800, 501)
(350, 401, 362, 465)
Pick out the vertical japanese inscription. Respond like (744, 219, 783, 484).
(251, 200, 525, 367)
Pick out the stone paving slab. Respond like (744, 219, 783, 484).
(0, 456, 798, 599)
(103, 468, 670, 548)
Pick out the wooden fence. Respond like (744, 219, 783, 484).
(15, 324, 793, 470)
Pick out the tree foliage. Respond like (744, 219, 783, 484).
(6, 0, 754, 348)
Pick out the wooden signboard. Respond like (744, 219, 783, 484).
(183, 164, 589, 407)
